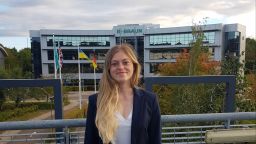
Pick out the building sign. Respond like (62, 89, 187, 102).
(113, 24, 160, 36)
(117, 28, 143, 34)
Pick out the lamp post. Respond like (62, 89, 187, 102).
(49, 96, 54, 120)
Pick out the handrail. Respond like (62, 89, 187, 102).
(161, 112, 256, 123)
(0, 112, 255, 130)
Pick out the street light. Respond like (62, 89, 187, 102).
(49, 96, 54, 120)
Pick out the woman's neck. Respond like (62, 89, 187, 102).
(118, 83, 133, 99)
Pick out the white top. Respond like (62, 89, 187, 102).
(112, 109, 133, 144)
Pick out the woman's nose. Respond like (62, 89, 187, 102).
(117, 63, 125, 69)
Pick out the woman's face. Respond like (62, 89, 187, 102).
(110, 50, 134, 85)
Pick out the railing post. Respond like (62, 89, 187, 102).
(225, 77, 236, 112)
(64, 127, 70, 144)
(224, 119, 231, 129)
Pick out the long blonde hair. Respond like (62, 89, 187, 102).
(95, 44, 141, 143)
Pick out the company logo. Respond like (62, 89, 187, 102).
(117, 28, 143, 34)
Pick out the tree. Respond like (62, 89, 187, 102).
(245, 38, 256, 74)
(156, 20, 222, 114)
(18, 48, 32, 78)
(188, 20, 207, 75)
(0, 89, 5, 110)
(4, 48, 20, 70)
(158, 49, 190, 76)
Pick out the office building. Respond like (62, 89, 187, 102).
(30, 23, 246, 85)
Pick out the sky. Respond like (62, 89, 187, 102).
(0, 0, 255, 50)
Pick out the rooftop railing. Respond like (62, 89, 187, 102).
(0, 112, 255, 143)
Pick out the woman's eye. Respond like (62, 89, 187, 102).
(123, 61, 130, 65)
(111, 63, 118, 66)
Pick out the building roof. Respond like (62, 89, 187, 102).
(0, 45, 8, 57)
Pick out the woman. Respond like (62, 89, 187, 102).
(85, 44, 161, 144)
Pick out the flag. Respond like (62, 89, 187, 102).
(58, 47, 63, 68)
(54, 46, 59, 70)
(79, 48, 90, 60)
(92, 51, 97, 69)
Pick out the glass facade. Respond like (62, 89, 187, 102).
(47, 49, 107, 61)
(149, 49, 182, 60)
(31, 37, 42, 78)
(150, 63, 162, 73)
(225, 31, 240, 56)
(46, 36, 110, 47)
(48, 63, 104, 74)
(149, 32, 215, 46)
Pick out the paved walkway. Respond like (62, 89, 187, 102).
(0, 91, 95, 143)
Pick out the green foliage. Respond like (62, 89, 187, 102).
(0, 89, 5, 110)
(156, 20, 224, 114)
(0, 68, 9, 78)
(0, 102, 55, 121)
(4, 48, 20, 69)
(245, 38, 256, 74)
(0, 105, 38, 122)
(2, 46, 32, 79)
(64, 105, 87, 119)
(7, 88, 26, 107)
(154, 84, 224, 114)
(20, 102, 54, 110)
(1, 102, 54, 110)
(3, 87, 54, 107)
(220, 54, 254, 112)
(236, 98, 256, 112)
(18, 48, 32, 77)
(63, 86, 79, 92)
(189, 23, 206, 75)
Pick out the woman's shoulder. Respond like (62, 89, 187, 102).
(134, 87, 157, 100)
(88, 93, 98, 104)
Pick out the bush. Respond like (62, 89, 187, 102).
(0, 89, 5, 110)
(1, 102, 53, 111)
(0, 105, 38, 122)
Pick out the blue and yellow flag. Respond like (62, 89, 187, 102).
(79, 49, 90, 60)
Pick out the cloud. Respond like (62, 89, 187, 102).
(0, 0, 254, 38)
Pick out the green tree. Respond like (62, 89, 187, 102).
(4, 48, 20, 69)
(18, 48, 32, 78)
(0, 89, 5, 110)
(156, 20, 223, 114)
(188, 20, 209, 75)
(245, 38, 256, 74)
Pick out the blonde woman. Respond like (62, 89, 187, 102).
(85, 44, 161, 144)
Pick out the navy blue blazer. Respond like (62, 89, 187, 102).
(84, 87, 161, 144)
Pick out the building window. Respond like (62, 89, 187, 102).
(149, 32, 215, 46)
(61, 64, 78, 73)
(149, 49, 181, 60)
(150, 63, 160, 73)
(225, 31, 240, 56)
(48, 63, 54, 74)
(47, 50, 54, 60)
(46, 36, 110, 47)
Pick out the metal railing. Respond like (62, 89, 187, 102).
(144, 75, 236, 112)
(0, 112, 255, 144)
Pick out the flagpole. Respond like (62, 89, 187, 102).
(78, 45, 82, 109)
(53, 34, 57, 79)
(58, 41, 62, 83)
(92, 49, 97, 93)
(93, 67, 96, 93)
